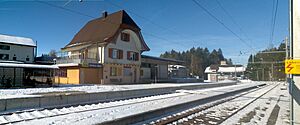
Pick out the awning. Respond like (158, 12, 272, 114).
(0, 63, 59, 69)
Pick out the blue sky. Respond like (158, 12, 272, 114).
(0, 0, 289, 65)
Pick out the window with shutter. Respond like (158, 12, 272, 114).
(110, 67, 117, 76)
(119, 50, 123, 59)
(127, 51, 139, 61)
(112, 49, 118, 59)
(108, 48, 113, 58)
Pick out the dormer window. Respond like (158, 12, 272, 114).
(121, 33, 130, 42)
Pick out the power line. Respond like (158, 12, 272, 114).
(269, 0, 279, 48)
(34, 0, 95, 19)
(105, 1, 190, 39)
(34, 0, 191, 48)
(215, 0, 254, 48)
(192, 0, 257, 53)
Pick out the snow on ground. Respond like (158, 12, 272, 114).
(166, 83, 277, 125)
(221, 83, 289, 125)
(11, 83, 262, 125)
(0, 81, 236, 99)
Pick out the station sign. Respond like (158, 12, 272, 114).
(285, 59, 300, 74)
(81, 63, 103, 68)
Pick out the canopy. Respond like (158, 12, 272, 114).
(0, 63, 58, 69)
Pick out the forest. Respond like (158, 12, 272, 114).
(160, 47, 232, 78)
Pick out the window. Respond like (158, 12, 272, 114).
(112, 49, 118, 59)
(0, 54, 9, 60)
(0, 45, 10, 50)
(127, 51, 139, 61)
(110, 67, 117, 76)
(140, 69, 144, 76)
(110, 67, 122, 76)
(109, 48, 123, 59)
(121, 33, 130, 42)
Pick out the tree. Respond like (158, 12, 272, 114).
(160, 47, 228, 78)
(217, 48, 225, 61)
(245, 42, 285, 81)
(48, 49, 57, 57)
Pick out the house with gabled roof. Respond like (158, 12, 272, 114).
(55, 10, 150, 84)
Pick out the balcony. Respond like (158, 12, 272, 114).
(55, 52, 98, 64)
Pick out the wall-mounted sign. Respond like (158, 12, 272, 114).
(285, 59, 300, 74)
(88, 63, 103, 68)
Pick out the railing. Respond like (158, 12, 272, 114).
(55, 52, 98, 64)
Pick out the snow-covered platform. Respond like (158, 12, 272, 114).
(11, 82, 265, 125)
(0, 81, 236, 113)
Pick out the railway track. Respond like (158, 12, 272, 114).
(0, 91, 193, 124)
(0, 83, 266, 125)
(144, 83, 278, 125)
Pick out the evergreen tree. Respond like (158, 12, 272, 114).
(160, 47, 229, 78)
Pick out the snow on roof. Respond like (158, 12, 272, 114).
(0, 34, 36, 47)
(56, 63, 79, 67)
(205, 66, 245, 73)
(0, 63, 58, 69)
(218, 66, 245, 73)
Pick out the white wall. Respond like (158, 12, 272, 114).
(0, 43, 34, 63)
(291, 0, 300, 123)
(140, 67, 151, 79)
(104, 29, 142, 65)
(158, 64, 168, 79)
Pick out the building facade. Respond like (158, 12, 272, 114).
(204, 61, 246, 82)
(140, 55, 185, 83)
(55, 10, 150, 84)
(0, 34, 36, 63)
(0, 34, 57, 87)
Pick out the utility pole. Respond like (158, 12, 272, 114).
(262, 68, 264, 81)
(271, 63, 274, 81)
(234, 64, 237, 80)
(289, 0, 300, 124)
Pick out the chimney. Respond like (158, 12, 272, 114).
(102, 11, 108, 18)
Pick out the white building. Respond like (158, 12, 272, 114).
(0, 34, 36, 63)
(168, 65, 189, 78)
(205, 62, 246, 82)
(0, 34, 57, 87)
(55, 10, 150, 84)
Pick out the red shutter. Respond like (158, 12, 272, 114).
(119, 50, 123, 59)
(108, 48, 113, 58)
(135, 52, 139, 61)
(127, 51, 130, 60)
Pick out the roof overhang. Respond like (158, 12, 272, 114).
(0, 63, 59, 69)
